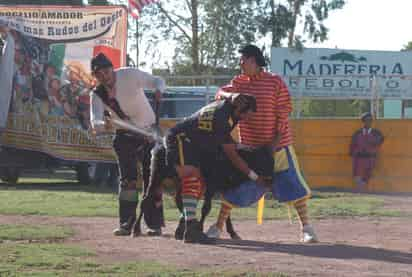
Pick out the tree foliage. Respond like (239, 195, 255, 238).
(402, 41, 412, 51)
(138, 0, 203, 74)
(1, 0, 347, 73)
(136, 0, 345, 74)
(201, 0, 259, 70)
(257, 0, 345, 48)
(138, 0, 259, 74)
(4, 0, 346, 76)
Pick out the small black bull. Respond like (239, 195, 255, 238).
(132, 143, 274, 239)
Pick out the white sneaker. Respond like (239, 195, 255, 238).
(206, 223, 222, 239)
(301, 225, 318, 243)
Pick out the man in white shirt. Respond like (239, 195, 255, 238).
(0, 26, 15, 131)
(89, 53, 166, 236)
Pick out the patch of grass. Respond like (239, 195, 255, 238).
(310, 194, 382, 218)
(0, 224, 74, 241)
(309, 191, 406, 218)
(208, 191, 407, 221)
(0, 188, 118, 217)
(0, 243, 96, 276)
(0, 184, 408, 219)
(16, 178, 77, 184)
(0, 243, 288, 276)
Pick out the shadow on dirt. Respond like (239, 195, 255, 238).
(214, 239, 412, 264)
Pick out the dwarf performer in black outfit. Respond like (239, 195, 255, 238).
(164, 93, 268, 244)
(89, 53, 166, 236)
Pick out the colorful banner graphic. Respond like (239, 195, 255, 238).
(0, 5, 128, 162)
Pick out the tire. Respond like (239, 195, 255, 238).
(75, 163, 92, 185)
(0, 167, 20, 185)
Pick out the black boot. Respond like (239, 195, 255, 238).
(114, 200, 137, 236)
(183, 219, 215, 244)
(147, 229, 162, 236)
(174, 217, 185, 240)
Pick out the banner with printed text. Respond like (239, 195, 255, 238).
(0, 5, 128, 162)
(271, 47, 412, 99)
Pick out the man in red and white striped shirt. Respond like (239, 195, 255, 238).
(207, 45, 318, 243)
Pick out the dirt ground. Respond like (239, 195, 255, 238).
(1, 194, 412, 277)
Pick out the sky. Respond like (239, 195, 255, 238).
(306, 0, 412, 51)
(136, 0, 412, 70)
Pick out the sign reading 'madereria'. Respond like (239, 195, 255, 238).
(271, 47, 412, 99)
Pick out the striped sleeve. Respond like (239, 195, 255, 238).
(215, 79, 240, 100)
(275, 78, 292, 134)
